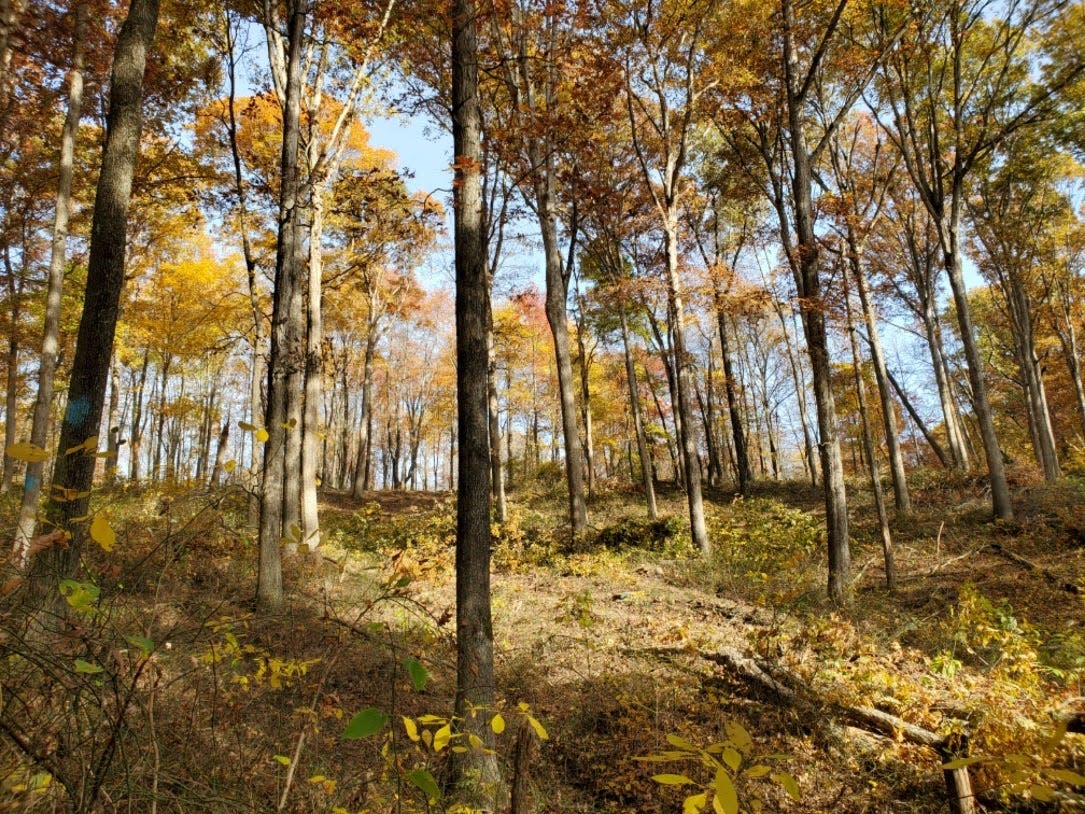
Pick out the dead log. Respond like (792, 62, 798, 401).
(988, 542, 1083, 594)
(708, 647, 974, 814)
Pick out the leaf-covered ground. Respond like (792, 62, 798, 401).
(2, 473, 1085, 812)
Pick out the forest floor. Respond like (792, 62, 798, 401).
(2, 471, 1085, 813)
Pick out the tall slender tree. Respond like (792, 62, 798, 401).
(449, 0, 503, 805)
(30, 0, 160, 605)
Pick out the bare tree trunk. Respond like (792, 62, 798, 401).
(885, 369, 950, 467)
(257, 0, 307, 611)
(662, 215, 709, 553)
(488, 333, 507, 522)
(845, 276, 895, 590)
(942, 207, 1013, 519)
(450, 0, 504, 804)
(849, 241, 911, 517)
(129, 348, 150, 481)
(619, 306, 657, 518)
(2, 248, 20, 494)
(574, 291, 596, 498)
(717, 309, 751, 496)
(301, 196, 324, 550)
(538, 200, 588, 534)
(31, 0, 159, 607)
(782, 0, 848, 599)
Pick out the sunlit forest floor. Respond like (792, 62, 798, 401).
(2, 470, 1085, 812)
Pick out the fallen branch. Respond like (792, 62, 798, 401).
(987, 543, 1082, 594)
(707, 647, 974, 814)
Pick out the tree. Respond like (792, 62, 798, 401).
(449, 0, 503, 805)
(872, 0, 1085, 517)
(30, 0, 160, 609)
(12, 0, 87, 563)
(256, 0, 306, 611)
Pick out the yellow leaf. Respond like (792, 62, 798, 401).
(239, 421, 257, 431)
(403, 716, 420, 742)
(683, 793, 707, 814)
(6, 442, 48, 463)
(653, 774, 695, 786)
(491, 713, 506, 734)
(433, 723, 452, 752)
(224, 460, 237, 473)
(255, 428, 270, 443)
(89, 514, 116, 552)
(527, 714, 548, 741)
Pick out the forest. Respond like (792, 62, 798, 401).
(3, 0, 1085, 811)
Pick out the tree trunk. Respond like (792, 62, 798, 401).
(942, 207, 1013, 519)
(2, 249, 20, 495)
(450, 0, 504, 804)
(537, 196, 588, 535)
(662, 215, 710, 553)
(209, 420, 230, 486)
(575, 295, 596, 498)
(257, 0, 307, 610)
(351, 325, 377, 498)
(301, 193, 325, 550)
(619, 306, 657, 519)
(849, 242, 911, 516)
(783, 0, 848, 599)
(717, 307, 751, 496)
(32, 0, 159, 606)
(844, 277, 895, 590)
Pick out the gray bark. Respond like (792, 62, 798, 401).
(450, 0, 504, 804)
(32, 0, 160, 607)
(257, 0, 307, 610)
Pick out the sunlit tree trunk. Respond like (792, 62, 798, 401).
(257, 0, 306, 610)
(619, 306, 657, 519)
(781, 0, 848, 599)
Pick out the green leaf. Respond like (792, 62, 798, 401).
(652, 774, 695, 786)
(771, 772, 800, 800)
(6, 442, 48, 463)
(59, 579, 99, 614)
(406, 769, 441, 802)
(403, 656, 428, 690)
(74, 659, 103, 674)
(342, 707, 388, 739)
(744, 764, 771, 778)
(125, 635, 154, 657)
(713, 768, 739, 814)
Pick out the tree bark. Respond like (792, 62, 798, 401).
(782, 0, 848, 599)
(619, 306, 657, 518)
(257, 0, 307, 610)
(450, 0, 504, 804)
(31, 0, 159, 603)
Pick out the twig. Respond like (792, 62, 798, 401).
(276, 730, 306, 812)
